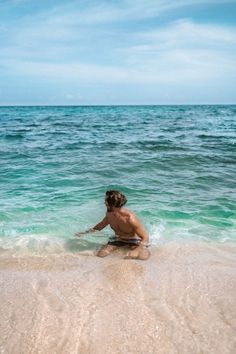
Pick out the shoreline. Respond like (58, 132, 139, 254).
(1, 241, 236, 354)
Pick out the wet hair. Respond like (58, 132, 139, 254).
(105, 190, 127, 208)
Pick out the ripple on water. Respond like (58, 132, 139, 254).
(0, 105, 235, 252)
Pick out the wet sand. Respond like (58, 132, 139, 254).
(0, 242, 236, 354)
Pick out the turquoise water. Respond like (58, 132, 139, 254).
(0, 105, 235, 253)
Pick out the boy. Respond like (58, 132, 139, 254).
(75, 190, 150, 260)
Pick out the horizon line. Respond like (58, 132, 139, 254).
(0, 103, 236, 108)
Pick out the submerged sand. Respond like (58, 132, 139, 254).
(0, 242, 236, 354)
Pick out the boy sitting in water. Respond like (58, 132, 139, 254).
(75, 190, 150, 260)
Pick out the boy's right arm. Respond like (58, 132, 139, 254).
(75, 216, 109, 237)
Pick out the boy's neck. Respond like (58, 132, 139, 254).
(107, 206, 122, 213)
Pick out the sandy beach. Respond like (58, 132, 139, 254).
(0, 242, 236, 354)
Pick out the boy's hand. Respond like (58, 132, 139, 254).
(74, 232, 87, 237)
(74, 228, 96, 237)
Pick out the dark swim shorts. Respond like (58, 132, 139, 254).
(108, 237, 141, 247)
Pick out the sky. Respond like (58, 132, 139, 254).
(0, 0, 236, 105)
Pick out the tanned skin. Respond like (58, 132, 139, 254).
(75, 200, 150, 260)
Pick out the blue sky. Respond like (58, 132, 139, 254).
(0, 0, 236, 105)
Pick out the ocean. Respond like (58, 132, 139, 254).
(0, 105, 235, 253)
(0, 105, 236, 354)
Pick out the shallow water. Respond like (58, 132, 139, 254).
(0, 105, 235, 254)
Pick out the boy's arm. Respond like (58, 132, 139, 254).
(92, 216, 109, 231)
(129, 215, 149, 246)
(75, 216, 109, 237)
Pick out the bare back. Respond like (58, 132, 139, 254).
(106, 208, 139, 240)
(90, 205, 149, 245)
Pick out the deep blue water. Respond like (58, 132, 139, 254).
(0, 105, 235, 253)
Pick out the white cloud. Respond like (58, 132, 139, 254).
(3, 34, 235, 86)
(40, 0, 236, 25)
(0, 0, 236, 103)
(139, 19, 236, 47)
(65, 92, 83, 101)
(116, 20, 236, 80)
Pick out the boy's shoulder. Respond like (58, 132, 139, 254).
(121, 208, 137, 220)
